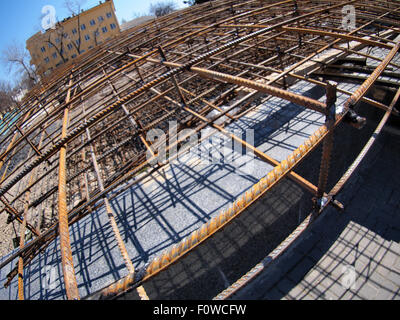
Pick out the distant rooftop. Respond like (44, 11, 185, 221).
(120, 16, 155, 32)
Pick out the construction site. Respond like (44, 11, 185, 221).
(0, 0, 399, 300)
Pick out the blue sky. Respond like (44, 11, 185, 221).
(0, 0, 187, 84)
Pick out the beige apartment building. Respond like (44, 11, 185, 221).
(26, 0, 120, 77)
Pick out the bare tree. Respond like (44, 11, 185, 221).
(132, 12, 149, 19)
(183, 0, 213, 5)
(150, 1, 177, 17)
(44, 24, 69, 64)
(0, 81, 17, 114)
(64, 0, 86, 14)
(64, 0, 87, 55)
(18, 72, 37, 92)
(34, 0, 84, 67)
(1, 42, 37, 84)
(92, 16, 106, 47)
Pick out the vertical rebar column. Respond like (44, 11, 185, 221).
(315, 81, 337, 212)
(0, 109, 33, 174)
(99, 75, 150, 300)
(58, 75, 80, 300)
(158, 46, 187, 106)
(276, 46, 287, 90)
(17, 130, 46, 300)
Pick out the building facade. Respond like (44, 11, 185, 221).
(26, 0, 120, 77)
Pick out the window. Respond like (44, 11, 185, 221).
(102, 26, 108, 33)
(48, 43, 53, 48)
(72, 28, 77, 34)
(95, 30, 100, 37)
(41, 47, 46, 53)
(81, 24, 86, 30)
(106, 12, 112, 18)
(90, 19, 96, 26)
(67, 43, 73, 50)
(71, 54, 77, 59)
(76, 39, 80, 46)
(52, 52, 57, 59)
(63, 32, 68, 38)
(55, 38, 60, 44)
(81, 49, 85, 53)
(84, 34, 90, 41)
(110, 23, 116, 30)
(44, 57, 50, 63)
(88, 45, 93, 49)
(98, 16, 104, 22)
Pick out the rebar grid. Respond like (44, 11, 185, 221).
(0, 0, 399, 300)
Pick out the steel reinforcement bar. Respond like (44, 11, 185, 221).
(1, 0, 399, 301)
(87, 36, 400, 300)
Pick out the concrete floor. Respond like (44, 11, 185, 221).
(231, 121, 400, 300)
